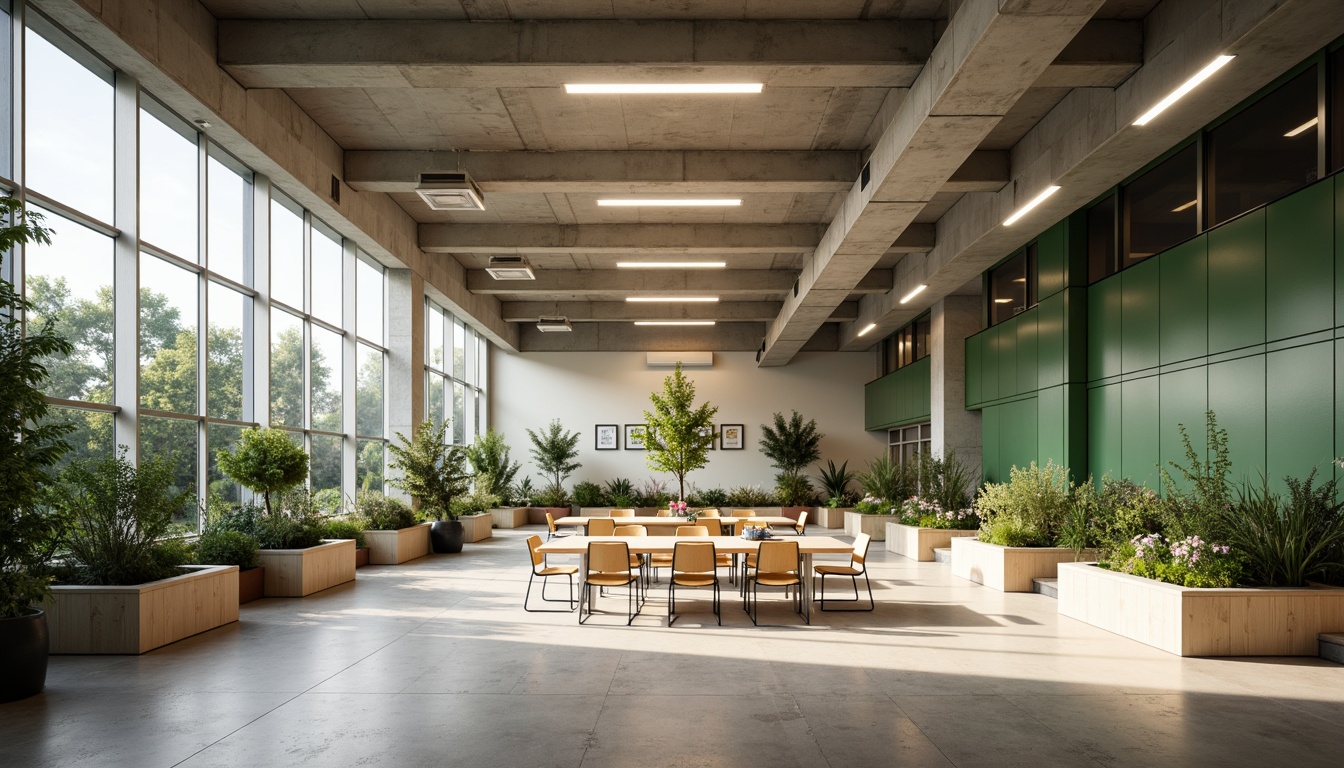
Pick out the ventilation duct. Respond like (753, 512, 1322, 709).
(415, 171, 486, 211)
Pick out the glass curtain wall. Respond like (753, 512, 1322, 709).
(425, 298, 487, 445)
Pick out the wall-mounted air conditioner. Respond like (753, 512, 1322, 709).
(416, 172, 486, 211)
(646, 351, 713, 368)
(486, 256, 536, 280)
(536, 317, 572, 333)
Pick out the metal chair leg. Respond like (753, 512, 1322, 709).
(524, 570, 577, 612)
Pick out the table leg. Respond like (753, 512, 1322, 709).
(802, 553, 812, 623)
(578, 550, 589, 618)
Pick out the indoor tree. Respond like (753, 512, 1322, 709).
(217, 427, 310, 516)
(641, 363, 718, 502)
(389, 419, 471, 520)
(759, 410, 822, 506)
(526, 419, 582, 506)
(465, 428, 521, 500)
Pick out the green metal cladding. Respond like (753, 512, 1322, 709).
(864, 356, 931, 431)
(966, 174, 1344, 491)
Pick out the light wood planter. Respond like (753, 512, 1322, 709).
(885, 523, 979, 561)
(364, 522, 431, 565)
(844, 511, 894, 541)
(1058, 562, 1344, 657)
(44, 565, 239, 655)
(460, 512, 493, 542)
(527, 506, 571, 526)
(258, 539, 356, 597)
(950, 538, 1095, 592)
(490, 508, 528, 528)
(810, 507, 849, 529)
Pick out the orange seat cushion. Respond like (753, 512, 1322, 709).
(814, 565, 862, 576)
(754, 573, 800, 587)
(586, 574, 637, 587)
(672, 574, 717, 587)
(539, 566, 578, 576)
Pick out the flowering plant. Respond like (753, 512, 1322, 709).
(1119, 533, 1241, 587)
(896, 496, 979, 530)
(853, 495, 890, 515)
(669, 500, 688, 516)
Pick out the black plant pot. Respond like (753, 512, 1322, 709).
(0, 609, 49, 703)
(430, 520, 465, 554)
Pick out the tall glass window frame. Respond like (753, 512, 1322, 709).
(425, 297, 487, 447)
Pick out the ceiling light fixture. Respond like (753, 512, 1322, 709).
(1285, 117, 1318, 137)
(1003, 185, 1061, 226)
(994, 298, 1013, 304)
(616, 261, 727, 269)
(565, 83, 763, 95)
(633, 321, 717, 326)
(1133, 55, 1235, 126)
(597, 199, 741, 207)
(626, 296, 720, 303)
(857, 323, 878, 337)
(899, 285, 927, 304)
(1172, 199, 1198, 213)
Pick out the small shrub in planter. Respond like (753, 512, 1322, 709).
(975, 461, 1074, 547)
(358, 492, 417, 531)
(390, 420, 471, 553)
(198, 530, 261, 571)
(857, 454, 914, 507)
(816, 460, 857, 508)
(322, 517, 367, 548)
(464, 428, 521, 502)
(604, 478, 636, 507)
(896, 497, 978, 530)
(449, 491, 501, 519)
(759, 411, 821, 506)
(572, 481, 607, 508)
(696, 487, 729, 508)
(216, 427, 309, 517)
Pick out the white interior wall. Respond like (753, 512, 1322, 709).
(488, 349, 885, 497)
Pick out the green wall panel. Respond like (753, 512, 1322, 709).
(1088, 384, 1122, 482)
(1001, 397, 1039, 477)
(1037, 385, 1066, 468)
(1016, 310, 1038, 395)
(998, 318, 1018, 399)
(1267, 180, 1334, 342)
(982, 324, 1000, 402)
(1208, 208, 1266, 355)
(1336, 173, 1344, 322)
(1266, 342, 1334, 491)
(1158, 366, 1208, 495)
(1121, 377, 1160, 490)
(1207, 355, 1266, 489)
(1337, 340, 1344, 491)
(965, 332, 982, 407)
(982, 404, 1001, 483)
(1159, 236, 1208, 365)
(1037, 221, 1067, 299)
(1036, 292, 1066, 389)
(863, 357, 932, 431)
(1121, 257, 1160, 374)
(1088, 278, 1123, 381)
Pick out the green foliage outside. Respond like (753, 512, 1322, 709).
(758, 411, 821, 505)
(217, 427, 310, 516)
(525, 419, 582, 503)
(464, 429, 520, 499)
(389, 419, 471, 520)
(0, 199, 75, 618)
(641, 364, 718, 501)
(197, 530, 260, 570)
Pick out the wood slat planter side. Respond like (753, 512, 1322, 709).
(490, 508, 528, 528)
(45, 565, 239, 655)
(460, 512, 493, 542)
(258, 539, 356, 597)
(950, 538, 1095, 592)
(364, 522, 431, 565)
(1058, 562, 1344, 656)
(843, 511, 893, 541)
(810, 507, 849, 529)
(885, 523, 979, 561)
(527, 507, 571, 525)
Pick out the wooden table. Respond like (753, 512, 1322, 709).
(554, 516, 798, 535)
(537, 535, 852, 622)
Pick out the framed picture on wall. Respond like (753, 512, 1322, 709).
(698, 425, 715, 450)
(595, 424, 619, 451)
(624, 424, 647, 450)
(720, 424, 744, 450)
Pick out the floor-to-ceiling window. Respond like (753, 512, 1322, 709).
(425, 297, 486, 445)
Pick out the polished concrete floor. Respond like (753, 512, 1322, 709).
(3, 528, 1343, 768)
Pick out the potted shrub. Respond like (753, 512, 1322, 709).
(0, 199, 73, 699)
(217, 426, 308, 517)
(198, 529, 263, 603)
(572, 481, 610, 515)
(390, 419, 471, 553)
(844, 455, 913, 541)
(759, 410, 821, 521)
(525, 419, 581, 525)
(451, 491, 499, 543)
(640, 363, 718, 503)
(724, 484, 780, 516)
(465, 429, 527, 528)
(323, 516, 370, 567)
(44, 450, 239, 654)
(886, 452, 980, 560)
(357, 492, 429, 565)
(813, 460, 856, 529)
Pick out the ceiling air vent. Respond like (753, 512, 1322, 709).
(415, 171, 486, 211)
(486, 256, 536, 281)
(536, 316, 573, 333)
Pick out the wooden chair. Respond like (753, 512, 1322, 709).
(580, 541, 642, 625)
(610, 509, 635, 517)
(649, 525, 709, 582)
(656, 509, 672, 517)
(668, 541, 720, 626)
(586, 518, 616, 537)
(793, 510, 809, 535)
(698, 508, 720, 518)
(814, 532, 874, 612)
(614, 524, 649, 585)
(523, 534, 577, 612)
(545, 511, 571, 541)
(744, 540, 807, 625)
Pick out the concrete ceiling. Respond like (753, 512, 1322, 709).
(207, 0, 1171, 357)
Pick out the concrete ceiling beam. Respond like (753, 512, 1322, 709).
(345, 150, 862, 194)
(1036, 19, 1143, 87)
(942, 151, 1010, 193)
(758, 0, 1106, 367)
(501, 300, 791, 322)
(421, 224, 824, 254)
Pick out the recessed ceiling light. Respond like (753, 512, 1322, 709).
(565, 83, 763, 95)
(633, 321, 717, 326)
(1133, 55, 1235, 126)
(1012, 277, 1026, 283)
(626, 296, 720, 303)
(1172, 200, 1198, 213)
(597, 199, 742, 207)
(1285, 117, 1318, 137)
(857, 323, 878, 336)
(1003, 186, 1061, 226)
(994, 298, 1013, 304)
(616, 261, 727, 269)
(899, 285, 927, 304)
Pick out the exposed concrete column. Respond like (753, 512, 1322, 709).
(386, 269, 424, 500)
(930, 296, 981, 479)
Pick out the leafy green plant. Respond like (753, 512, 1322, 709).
(816, 460, 856, 506)
(857, 454, 913, 504)
(358, 492, 417, 530)
(54, 449, 193, 586)
(775, 473, 816, 506)
(1092, 478, 1164, 564)
(915, 451, 975, 517)
(635, 477, 672, 508)
(197, 530, 260, 570)
(641, 364, 719, 501)
(759, 411, 822, 493)
(1058, 478, 1099, 557)
(532, 484, 570, 508)
(389, 419, 471, 520)
(725, 485, 776, 507)
(854, 496, 890, 515)
(604, 478, 635, 507)
(1221, 472, 1344, 587)
(526, 419, 582, 503)
(896, 496, 978, 529)
(975, 461, 1073, 548)
(217, 427, 309, 516)
(697, 487, 729, 507)
(464, 429, 520, 499)
(511, 476, 536, 506)
(572, 481, 607, 507)
(449, 490, 500, 519)
(1158, 411, 1233, 541)
(0, 198, 75, 618)
(322, 517, 367, 548)
(1121, 533, 1242, 588)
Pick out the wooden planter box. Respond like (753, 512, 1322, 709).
(489, 508, 528, 528)
(885, 523, 979, 561)
(355, 548, 370, 568)
(950, 537, 1094, 592)
(460, 512, 493, 543)
(258, 539, 356, 597)
(44, 565, 239, 655)
(844, 510, 894, 541)
(810, 507, 849, 529)
(526, 506, 571, 526)
(1058, 562, 1344, 657)
(364, 522, 431, 565)
(239, 566, 265, 604)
